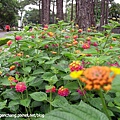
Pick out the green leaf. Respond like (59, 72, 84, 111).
(88, 32, 104, 37)
(43, 75, 58, 84)
(64, 81, 78, 90)
(49, 75, 58, 84)
(41, 101, 109, 120)
(112, 75, 120, 92)
(25, 76, 36, 83)
(51, 96, 68, 107)
(61, 52, 76, 60)
(63, 75, 74, 80)
(20, 98, 31, 107)
(31, 101, 42, 108)
(30, 92, 47, 101)
(39, 41, 51, 47)
(102, 25, 111, 29)
(29, 77, 43, 87)
(89, 98, 103, 110)
(5, 118, 25, 120)
(22, 67, 31, 73)
(2, 89, 20, 100)
(0, 100, 7, 110)
(42, 72, 54, 81)
(32, 68, 44, 75)
(82, 48, 97, 54)
(1, 77, 11, 86)
(8, 100, 19, 108)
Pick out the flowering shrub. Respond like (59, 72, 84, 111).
(0, 20, 120, 120)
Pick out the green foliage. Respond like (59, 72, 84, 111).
(0, 0, 19, 27)
(0, 20, 120, 120)
(37, 101, 109, 120)
(0, 38, 10, 46)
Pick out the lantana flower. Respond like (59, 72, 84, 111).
(58, 86, 69, 97)
(15, 82, 27, 92)
(69, 61, 83, 72)
(10, 65, 16, 71)
(7, 40, 12, 46)
(46, 86, 56, 93)
(15, 36, 22, 41)
(8, 76, 15, 81)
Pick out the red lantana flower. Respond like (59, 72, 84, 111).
(58, 86, 69, 97)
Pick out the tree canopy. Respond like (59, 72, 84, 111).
(0, 0, 19, 29)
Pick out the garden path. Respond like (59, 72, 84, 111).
(0, 31, 14, 38)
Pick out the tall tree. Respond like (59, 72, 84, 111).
(99, 0, 109, 31)
(41, 0, 51, 25)
(56, 0, 64, 21)
(71, 0, 74, 21)
(0, 0, 19, 30)
(52, 0, 55, 23)
(87, 0, 96, 27)
(27, 0, 42, 23)
(76, 0, 90, 30)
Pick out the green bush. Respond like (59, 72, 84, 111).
(0, 37, 10, 46)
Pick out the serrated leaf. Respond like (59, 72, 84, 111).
(64, 81, 78, 90)
(22, 67, 31, 73)
(2, 89, 20, 100)
(8, 100, 19, 108)
(30, 92, 47, 101)
(51, 96, 68, 107)
(112, 75, 120, 92)
(0, 100, 7, 110)
(42, 101, 109, 120)
(32, 68, 45, 75)
(29, 77, 43, 86)
(20, 98, 31, 107)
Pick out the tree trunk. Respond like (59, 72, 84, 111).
(94, 0, 99, 24)
(71, 0, 74, 21)
(105, 0, 109, 24)
(39, 0, 41, 24)
(88, 0, 96, 27)
(100, 0, 105, 31)
(65, 0, 68, 22)
(76, 0, 90, 30)
(56, 0, 64, 21)
(52, 0, 55, 23)
(41, 0, 50, 25)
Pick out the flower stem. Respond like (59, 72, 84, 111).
(50, 92, 52, 111)
(99, 90, 112, 120)
(77, 79, 87, 101)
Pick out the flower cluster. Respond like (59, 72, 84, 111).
(46, 86, 56, 93)
(79, 66, 115, 91)
(15, 36, 22, 41)
(10, 65, 16, 71)
(70, 66, 120, 91)
(48, 32, 54, 37)
(69, 61, 83, 72)
(77, 88, 86, 96)
(82, 43, 90, 49)
(15, 82, 27, 92)
(7, 40, 12, 46)
(58, 86, 69, 96)
(8, 76, 15, 81)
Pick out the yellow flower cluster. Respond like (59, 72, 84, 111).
(8, 76, 15, 81)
